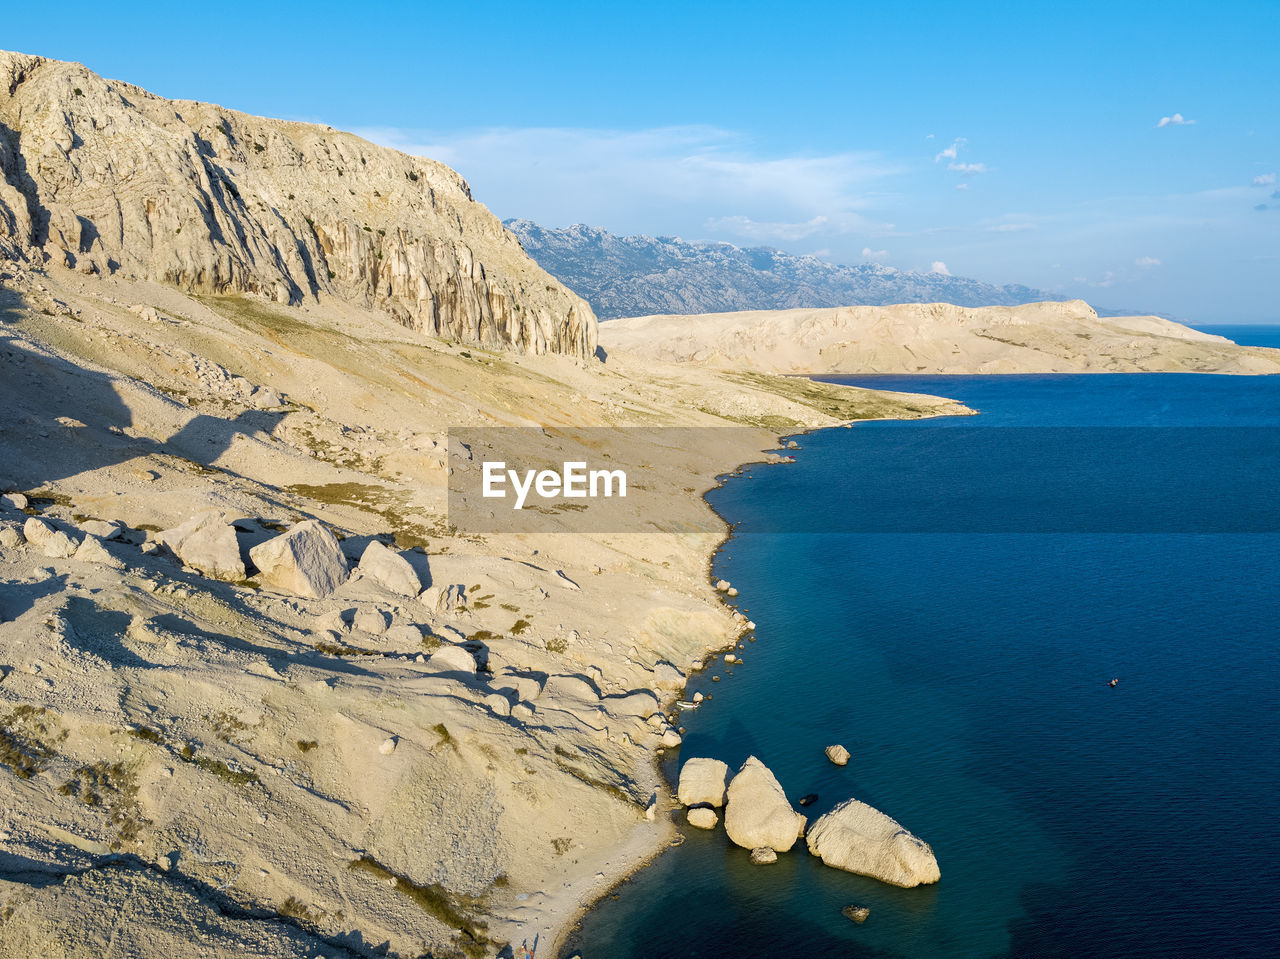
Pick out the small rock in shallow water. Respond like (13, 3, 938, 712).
(842, 905, 871, 923)
(749, 847, 778, 865)
(799, 793, 819, 807)
(826, 744, 850, 766)
(687, 806, 718, 830)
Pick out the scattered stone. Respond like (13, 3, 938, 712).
(723, 756, 806, 853)
(78, 519, 123, 540)
(715, 579, 730, 591)
(660, 729, 682, 748)
(1, 492, 28, 511)
(749, 846, 778, 865)
(484, 693, 513, 717)
(692, 691, 704, 703)
(727, 587, 739, 597)
(353, 607, 390, 635)
(378, 737, 397, 755)
(725, 653, 737, 664)
(686, 806, 718, 830)
(74, 535, 122, 567)
(842, 905, 871, 924)
(358, 540, 422, 596)
(806, 798, 940, 888)
(249, 520, 349, 598)
(159, 511, 246, 581)
(426, 644, 477, 673)
(385, 623, 424, 645)
(678, 758, 729, 808)
(433, 583, 466, 613)
(826, 744, 850, 766)
(0, 523, 25, 549)
(250, 386, 283, 409)
(23, 517, 78, 558)
(315, 609, 349, 633)
(799, 793, 819, 807)
(511, 702, 535, 722)
(603, 689, 660, 719)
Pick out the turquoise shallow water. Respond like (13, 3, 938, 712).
(562, 358, 1280, 958)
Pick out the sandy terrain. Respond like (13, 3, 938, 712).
(600, 300, 1280, 374)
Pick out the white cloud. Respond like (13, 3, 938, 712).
(861, 246, 889, 260)
(948, 162, 987, 176)
(934, 138, 965, 162)
(1156, 113, 1195, 128)
(1135, 256, 1161, 267)
(1252, 173, 1276, 187)
(356, 124, 896, 241)
(925, 133, 935, 140)
(955, 183, 970, 190)
(930, 261, 951, 275)
(705, 214, 850, 243)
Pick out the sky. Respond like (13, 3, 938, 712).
(6, 0, 1279, 320)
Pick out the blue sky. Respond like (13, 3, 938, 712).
(7, 1, 1278, 320)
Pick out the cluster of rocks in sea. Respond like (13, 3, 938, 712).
(675, 751, 940, 894)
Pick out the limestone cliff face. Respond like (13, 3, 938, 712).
(0, 51, 597, 358)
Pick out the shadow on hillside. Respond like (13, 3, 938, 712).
(0, 290, 285, 500)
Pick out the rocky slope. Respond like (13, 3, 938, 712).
(0, 248, 964, 958)
(600, 300, 1280, 375)
(0, 51, 596, 358)
(505, 219, 1058, 319)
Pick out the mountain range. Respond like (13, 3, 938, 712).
(505, 219, 1064, 320)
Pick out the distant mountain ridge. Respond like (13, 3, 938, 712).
(505, 219, 1065, 320)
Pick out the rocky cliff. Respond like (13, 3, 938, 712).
(505, 218, 1060, 319)
(0, 51, 597, 358)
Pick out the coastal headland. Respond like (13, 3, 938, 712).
(1, 49, 1274, 958)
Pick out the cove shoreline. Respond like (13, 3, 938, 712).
(546, 399, 973, 958)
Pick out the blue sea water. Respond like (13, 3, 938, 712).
(562, 364, 1280, 959)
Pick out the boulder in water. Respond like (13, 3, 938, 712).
(806, 798, 940, 888)
(723, 756, 805, 852)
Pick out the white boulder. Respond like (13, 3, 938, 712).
(358, 540, 422, 596)
(1, 492, 28, 511)
(484, 693, 513, 717)
(749, 847, 778, 865)
(0, 523, 25, 549)
(805, 798, 940, 888)
(74, 535, 122, 567)
(78, 519, 123, 540)
(427, 644, 477, 673)
(23, 518, 78, 558)
(686, 807, 718, 830)
(249, 520, 349, 598)
(603, 689, 660, 719)
(678, 758, 729, 808)
(353, 607, 390, 635)
(160, 510, 245, 581)
(723, 756, 806, 853)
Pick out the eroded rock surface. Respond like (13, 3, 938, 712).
(0, 51, 597, 358)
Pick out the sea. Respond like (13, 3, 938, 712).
(561, 326, 1280, 958)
